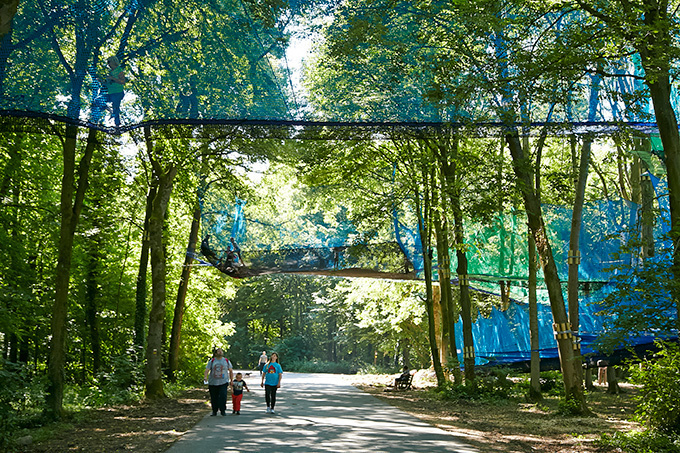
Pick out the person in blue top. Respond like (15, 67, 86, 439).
(260, 352, 283, 414)
(101, 55, 126, 127)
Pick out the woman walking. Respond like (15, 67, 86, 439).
(204, 348, 233, 416)
(260, 352, 283, 414)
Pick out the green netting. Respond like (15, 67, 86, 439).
(198, 172, 676, 365)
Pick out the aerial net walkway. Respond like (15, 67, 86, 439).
(200, 174, 675, 366)
(0, 0, 673, 135)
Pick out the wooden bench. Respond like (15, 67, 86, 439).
(395, 373, 413, 390)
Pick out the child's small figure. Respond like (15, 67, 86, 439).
(231, 372, 250, 414)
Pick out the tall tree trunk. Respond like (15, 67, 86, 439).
(144, 127, 177, 399)
(528, 231, 542, 401)
(85, 240, 102, 374)
(414, 181, 445, 386)
(432, 285, 445, 364)
(0, 0, 19, 41)
(637, 4, 680, 327)
(452, 201, 474, 383)
(433, 218, 449, 347)
(645, 80, 680, 327)
(433, 206, 458, 378)
(47, 125, 97, 418)
(506, 132, 588, 413)
(615, 144, 631, 201)
(432, 136, 464, 383)
(568, 71, 599, 386)
(3, 135, 25, 364)
(631, 156, 641, 205)
(168, 202, 201, 381)
(639, 137, 655, 260)
(134, 184, 157, 348)
(444, 137, 475, 383)
(568, 136, 592, 386)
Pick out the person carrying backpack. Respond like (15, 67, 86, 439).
(203, 348, 233, 416)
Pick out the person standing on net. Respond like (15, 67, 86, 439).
(231, 372, 249, 414)
(102, 55, 125, 127)
(260, 352, 283, 414)
(203, 348, 233, 416)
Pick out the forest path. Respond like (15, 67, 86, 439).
(166, 371, 477, 453)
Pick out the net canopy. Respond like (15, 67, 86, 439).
(0, 0, 675, 135)
(201, 172, 677, 366)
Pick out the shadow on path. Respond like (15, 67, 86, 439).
(166, 372, 477, 453)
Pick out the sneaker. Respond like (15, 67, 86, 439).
(236, 411, 240, 415)
(270, 409, 276, 414)
(221, 411, 226, 416)
(266, 407, 271, 413)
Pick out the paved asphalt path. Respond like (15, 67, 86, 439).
(166, 372, 477, 453)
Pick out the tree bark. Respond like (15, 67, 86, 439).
(433, 207, 460, 381)
(636, 1, 680, 329)
(134, 184, 157, 347)
(647, 86, 680, 328)
(639, 137, 655, 260)
(144, 127, 177, 399)
(433, 218, 450, 347)
(414, 177, 445, 386)
(568, 71, 600, 386)
(568, 136, 592, 386)
(506, 132, 588, 413)
(47, 125, 97, 418)
(442, 138, 476, 383)
(168, 202, 201, 381)
(85, 241, 102, 374)
(528, 231, 542, 400)
(606, 365, 620, 394)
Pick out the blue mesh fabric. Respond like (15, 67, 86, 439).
(200, 173, 677, 364)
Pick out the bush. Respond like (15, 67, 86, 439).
(356, 364, 396, 375)
(285, 359, 357, 374)
(436, 368, 516, 403)
(0, 359, 47, 450)
(538, 370, 563, 396)
(557, 396, 581, 416)
(66, 347, 145, 408)
(629, 341, 680, 434)
(179, 352, 211, 383)
(0, 360, 24, 450)
(597, 430, 680, 453)
(271, 336, 313, 363)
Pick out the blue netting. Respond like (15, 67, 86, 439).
(199, 173, 677, 364)
(451, 176, 677, 366)
(199, 187, 412, 278)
